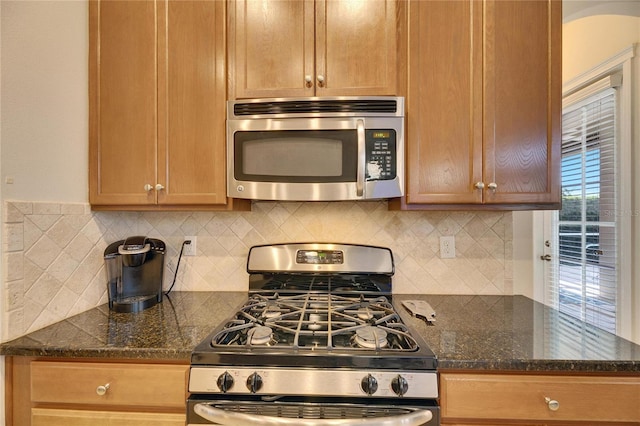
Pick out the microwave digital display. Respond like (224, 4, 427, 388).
(372, 131, 391, 139)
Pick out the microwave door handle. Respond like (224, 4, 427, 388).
(356, 119, 365, 197)
(194, 402, 433, 426)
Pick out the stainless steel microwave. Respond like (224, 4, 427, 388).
(227, 97, 405, 201)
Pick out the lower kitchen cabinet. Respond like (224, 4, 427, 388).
(440, 372, 640, 425)
(31, 409, 184, 426)
(5, 357, 189, 426)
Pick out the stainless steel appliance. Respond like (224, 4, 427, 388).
(227, 97, 405, 201)
(104, 236, 165, 313)
(188, 243, 439, 425)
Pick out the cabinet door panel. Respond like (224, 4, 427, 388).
(30, 361, 188, 407)
(157, 0, 228, 204)
(89, 1, 157, 205)
(405, 0, 482, 204)
(440, 373, 640, 422)
(317, 0, 397, 96)
(230, 0, 315, 98)
(483, 0, 561, 204)
(32, 408, 185, 426)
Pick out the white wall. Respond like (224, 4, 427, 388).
(0, 3, 88, 423)
(564, 14, 640, 83)
(1, 0, 88, 203)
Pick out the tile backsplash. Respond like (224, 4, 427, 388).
(2, 200, 512, 341)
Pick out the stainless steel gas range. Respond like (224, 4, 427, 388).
(187, 243, 439, 425)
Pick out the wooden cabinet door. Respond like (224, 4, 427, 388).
(89, 1, 158, 206)
(316, 0, 397, 96)
(157, 0, 228, 205)
(229, 0, 315, 99)
(405, 0, 483, 204)
(229, 0, 398, 99)
(440, 372, 640, 423)
(90, 0, 236, 208)
(482, 0, 561, 205)
(32, 409, 185, 426)
(401, 0, 560, 209)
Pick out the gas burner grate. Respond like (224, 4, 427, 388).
(210, 292, 419, 352)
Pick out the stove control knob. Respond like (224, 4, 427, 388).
(246, 372, 263, 393)
(391, 375, 409, 396)
(360, 374, 378, 395)
(216, 371, 234, 393)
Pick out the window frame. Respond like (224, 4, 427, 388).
(537, 46, 634, 340)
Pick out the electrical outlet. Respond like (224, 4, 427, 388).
(439, 236, 455, 259)
(184, 236, 197, 256)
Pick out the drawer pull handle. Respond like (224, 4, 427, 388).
(545, 396, 560, 411)
(96, 383, 110, 396)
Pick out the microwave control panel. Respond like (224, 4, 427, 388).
(365, 129, 396, 181)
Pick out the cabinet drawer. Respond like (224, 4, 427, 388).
(32, 408, 185, 426)
(31, 361, 188, 408)
(440, 373, 640, 422)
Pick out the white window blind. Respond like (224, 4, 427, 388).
(548, 84, 618, 334)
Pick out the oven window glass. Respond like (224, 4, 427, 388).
(234, 130, 357, 182)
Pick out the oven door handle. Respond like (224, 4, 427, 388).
(194, 402, 432, 426)
(356, 118, 365, 198)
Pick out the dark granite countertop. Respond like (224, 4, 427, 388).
(2, 293, 639, 373)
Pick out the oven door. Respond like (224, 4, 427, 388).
(187, 396, 439, 426)
(227, 116, 403, 201)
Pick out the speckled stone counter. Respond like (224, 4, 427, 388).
(2, 293, 640, 373)
(0, 292, 247, 361)
(393, 294, 640, 372)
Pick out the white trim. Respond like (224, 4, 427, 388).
(563, 44, 636, 95)
(616, 51, 634, 341)
(563, 74, 622, 109)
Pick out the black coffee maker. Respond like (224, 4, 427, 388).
(104, 236, 165, 313)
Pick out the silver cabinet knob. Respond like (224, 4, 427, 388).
(487, 182, 498, 190)
(155, 184, 165, 191)
(144, 184, 153, 192)
(305, 75, 313, 87)
(96, 383, 110, 396)
(317, 75, 325, 87)
(474, 182, 485, 189)
(545, 397, 560, 411)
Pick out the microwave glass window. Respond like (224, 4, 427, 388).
(243, 138, 342, 177)
(234, 130, 357, 183)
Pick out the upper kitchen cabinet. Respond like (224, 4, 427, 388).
(89, 0, 247, 210)
(228, 0, 400, 99)
(395, 0, 561, 210)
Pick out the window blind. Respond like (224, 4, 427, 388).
(548, 85, 618, 334)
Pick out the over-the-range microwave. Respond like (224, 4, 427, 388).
(227, 96, 404, 201)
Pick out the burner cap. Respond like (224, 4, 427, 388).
(250, 325, 274, 345)
(354, 326, 388, 349)
(357, 307, 374, 320)
(308, 313, 323, 331)
(263, 307, 281, 319)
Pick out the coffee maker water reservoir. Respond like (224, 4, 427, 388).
(104, 236, 165, 313)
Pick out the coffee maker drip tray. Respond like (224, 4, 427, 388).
(111, 294, 161, 313)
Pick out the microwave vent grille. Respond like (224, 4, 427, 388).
(233, 99, 398, 116)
